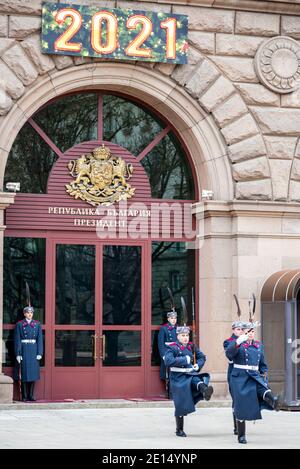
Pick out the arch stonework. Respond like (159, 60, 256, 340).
(0, 61, 233, 201)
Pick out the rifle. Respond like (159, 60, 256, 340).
(165, 368, 170, 399)
(191, 287, 196, 365)
(18, 358, 22, 401)
(180, 295, 196, 365)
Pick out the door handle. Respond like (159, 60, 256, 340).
(99, 334, 106, 361)
(91, 334, 98, 361)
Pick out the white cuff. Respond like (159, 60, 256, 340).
(186, 356, 191, 364)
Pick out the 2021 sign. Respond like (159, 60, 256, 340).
(41, 2, 188, 64)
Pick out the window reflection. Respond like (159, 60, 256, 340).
(103, 245, 141, 325)
(4, 123, 57, 194)
(56, 245, 95, 325)
(3, 238, 46, 324)
(151, 330, 160, 366)
(103, 331, 141, 366)
(103, 94, 163, 157)
(34, 93, 98, 153)
(142, 134, 194, 199)
(4, 93, 194, 199)
(55, 330, 94, 367)
(152, 241, 195, 325)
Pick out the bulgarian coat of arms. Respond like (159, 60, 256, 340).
(65, 145, 135, 206)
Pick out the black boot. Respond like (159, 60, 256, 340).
(175, 416, 187, 437)
(28, 382, 36, 402)
(237, 420, 247, 444)
(21, 382, 28, 402)
(233, 412, 238, 435)
(263, 391, 282, 411)
(197, 382, 214, 401)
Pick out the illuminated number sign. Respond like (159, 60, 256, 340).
(41, 2, 188, 64)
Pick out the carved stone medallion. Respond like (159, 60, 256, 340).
(254, 36, 300, 94)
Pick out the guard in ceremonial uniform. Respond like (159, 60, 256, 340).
(226, 321, 282, 444)
(164, 324, 213, 437)
(14, 305, 43, 401)
(158, 310, 178, 383)
(223, 320, 244, 435)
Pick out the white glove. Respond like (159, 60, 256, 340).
(193, 364, 199, 371)
(186, 355, 191, 364)
(236, 334, 248, 345)
(16, 356, 22, 364)
(36, 355, 42, 360)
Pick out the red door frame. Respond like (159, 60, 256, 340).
(49, 236, 150, 399)
(3, 229, 197, 400)
(3, 89, 199, 400)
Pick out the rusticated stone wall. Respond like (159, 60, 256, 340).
(0, 0, 300, 202)
(0, 0, 300, 401)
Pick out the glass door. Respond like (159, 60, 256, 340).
(51, 241, 99, 399)
(99, 243, 146, 398)
(51, 240, 147, 399)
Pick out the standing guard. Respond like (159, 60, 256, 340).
(14, 284, 43, 402)
(164, 304, 213, 437)
(223, 294, 244, 436)
(157, 287, 178, 397)
(158, 310, 178, 390)
(226, 317, 282, 444)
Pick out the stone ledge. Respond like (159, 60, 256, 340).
(0, 399, 231, 410)
(192, 199, 300, 217)
(0, 0, 300, 15)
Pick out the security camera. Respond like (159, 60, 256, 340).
(6, 182, 20, 192)
(201, 189, 213, 200)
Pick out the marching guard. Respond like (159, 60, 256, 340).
(223, 319, 244, 435)
(226, 319, 282, 444)
(14, 294, 43, 402)
(223, 295, 245, 435)
(164, 321, 213, 437)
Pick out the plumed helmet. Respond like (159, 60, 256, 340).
(232, 320, 243, 329)
(167, 311, 177, 318)
(176, 325, 190, 335)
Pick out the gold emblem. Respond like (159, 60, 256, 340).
(66, 145, 135, 206)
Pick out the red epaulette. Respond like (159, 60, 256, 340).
(169, 342, 178, 347)
(226, 337, 234, 342)
(17, 319, 24, 323)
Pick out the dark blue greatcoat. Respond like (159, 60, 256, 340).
(164, 341, 210, 417)
(14, 319, 43, 382)
(226, 339, 272, 421)
(223, 334, 237, 400)
(158, 322, 177, 379)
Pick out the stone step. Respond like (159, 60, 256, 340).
(0, 399, 231, 411)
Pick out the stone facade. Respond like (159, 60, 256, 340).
(0, 0, 300, 400)
(0, 0, 299, 202)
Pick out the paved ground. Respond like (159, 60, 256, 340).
(0, 405, 299, 449)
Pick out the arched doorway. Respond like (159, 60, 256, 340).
(2, 91, 197, 400)
(261, 269, 300, 408)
